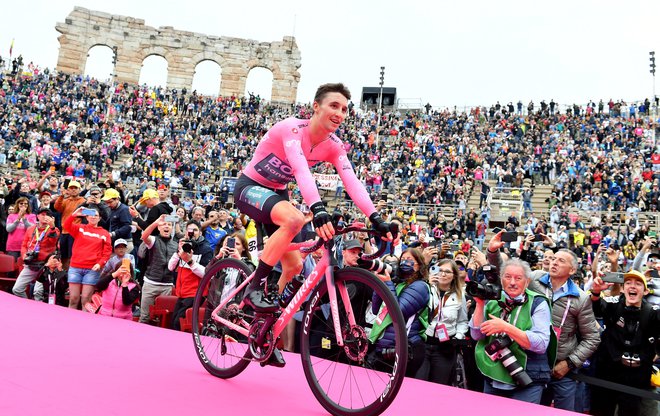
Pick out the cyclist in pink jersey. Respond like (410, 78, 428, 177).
(234, 84, 397, 335)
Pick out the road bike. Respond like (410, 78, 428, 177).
(191, 224, 407, 416)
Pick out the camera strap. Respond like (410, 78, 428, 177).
(30, 225, 50, 253)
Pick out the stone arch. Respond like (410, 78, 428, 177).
(139, 54, 169, 88)
(192, 60, 223, 96)
(245, 66, 274, 100)
(56, 7, 301, 103)
(83, 44, 114, 81)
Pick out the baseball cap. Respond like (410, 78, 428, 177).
(102, 188, 121, 201)
(38, 208, 54, 216)
(139, 189, 159, 203)
(68, 180, 81, 189)
(113, 238, 128, 248)
(89, 185, 102, 194)
(343, 239, 363, 251)
(623, 270, 648, 291)
(158, 184, 168, 190)
(40, 191, 52, 197)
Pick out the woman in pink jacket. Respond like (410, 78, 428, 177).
(95, 262, 140, 320)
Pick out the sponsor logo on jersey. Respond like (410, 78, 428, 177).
(253, 153, 295, 184)
(291, 128, 298, 134)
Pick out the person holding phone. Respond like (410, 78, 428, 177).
(54, 180, 86, 267)
(95, 261, 141, 320)
(65, 206, 112, 310)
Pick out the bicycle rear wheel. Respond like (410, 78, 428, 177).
(192, 258, 254, 378)
(300, 268, 407, 416)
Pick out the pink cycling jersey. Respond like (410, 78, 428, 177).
(243, 117, 376, 216)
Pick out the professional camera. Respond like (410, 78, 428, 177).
(181, 240, 196, 254)
(357, 258, 399, 282)
(466, 264, 502, 300)
(23, 251, 39, 265)
(484, 335, 533, 386)
(381, 342, 413, 362)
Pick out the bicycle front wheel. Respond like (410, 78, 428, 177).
(300, 268, 408, 416)
(192, 258, 254, 379)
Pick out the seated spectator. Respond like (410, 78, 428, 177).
(35, 252, 68, 307)
(95, 261, 141, 320)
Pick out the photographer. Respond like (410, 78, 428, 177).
(12, 208, 60, 300)
(470, 258, 554, 404)
(489, 231, 600, 410)
(589, 271, 660, 416)
(35, 253, 68, 306)
(369, 247, 431, 377)
(168, 220, 212, 330)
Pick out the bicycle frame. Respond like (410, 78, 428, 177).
(209, 238, 356, 348)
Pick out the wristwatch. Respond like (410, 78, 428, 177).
(187, 259, 194, 266)
(566, 358, 577, 370)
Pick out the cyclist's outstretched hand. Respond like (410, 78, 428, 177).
(310, 202, 335, 241)
(369, 213, 399, 245)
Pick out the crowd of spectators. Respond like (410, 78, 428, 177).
(1, 59, 660, 415)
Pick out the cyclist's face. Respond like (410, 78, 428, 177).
(314, 92, 348, 132)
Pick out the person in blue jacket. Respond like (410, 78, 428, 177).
(370, 247, 431, 376)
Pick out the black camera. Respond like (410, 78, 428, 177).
(484, 335, 533, 386)
(182, 240, 195, 254)
(23, 251, 39, 265)
(466, 264, 502, 300)
(381, 342, 413, 362)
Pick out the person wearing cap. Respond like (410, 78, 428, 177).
(102, 188, 132, 244)
(589, 270, 660, 416)
(54, 180, 86, 266)
(81, 185, 110, 227)
(101, 238, 136, 276)
(11, 208, 60, 300)
(129, 188, 173, 236)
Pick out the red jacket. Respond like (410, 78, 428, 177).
(65, 215, 112, 270)
(20, 224, 60, 262)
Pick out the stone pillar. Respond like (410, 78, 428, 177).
(272, 71, 300, 103)
(220, 64, 249, 97)
(55, 34, 87, 75)
(114, 55, 141, 86)
(167, 64, 195, 93)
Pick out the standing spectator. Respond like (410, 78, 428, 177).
(470, 258, 553, 404)
(168, 220, 213, 330)
(65, 206, 112, 310)
(370, 248, 430, 377)
(11, 208, 60, 300)
(589, 271, 660, 416)
(479, 180, 491, 209)
(203, 211, 227, 252)
(103, 188, 133, 245)
(416, 259, 469, 385)
(5, 198, 36, 259)
(54, 180, 86, 267)
(129, 189, 173, 236)
(138, 216, 178, 324)
(527, 249, 601, 411)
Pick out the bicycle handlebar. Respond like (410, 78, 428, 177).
(298, 222, 399, 261)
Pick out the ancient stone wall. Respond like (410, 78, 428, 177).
(55, 7, 301, 103)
